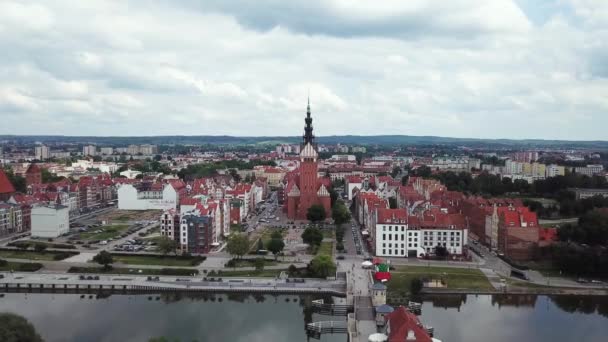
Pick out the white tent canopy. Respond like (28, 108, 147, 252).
(361, 261, 373, 267)
(368, 333, 388, 342)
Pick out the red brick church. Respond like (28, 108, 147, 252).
(285, 101, 331, 220)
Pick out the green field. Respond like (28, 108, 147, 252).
(0, 250, 72, 261)
(109, 255, 203, 267)
(214, 269, 285, 278)
(226, 258, 280, 268)
(68, 266, 199, 276)
(315, 241, 334, 256)
(250, 228, 285, 252)
(78, 225, 130, 241)
(0, 261, 43, 272)
(322, 230, 334, 239)
(387, 266, 493, 297)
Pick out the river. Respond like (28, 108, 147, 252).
(1, 293, 608, 341)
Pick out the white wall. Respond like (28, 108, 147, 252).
(117, 184, 177, 210)
(31, 206, 69, 238)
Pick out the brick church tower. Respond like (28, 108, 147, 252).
(286, 100, 331, 220)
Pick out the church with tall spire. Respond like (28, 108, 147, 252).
(285, 100, 331, 220)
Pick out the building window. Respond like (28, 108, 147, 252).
(401, 227, 405, 232)
(383, 234, 385, 240)
(382, 249, 386, 254)
(389, 226, 392, 232)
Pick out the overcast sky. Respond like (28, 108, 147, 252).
(0, 0, 606, 140)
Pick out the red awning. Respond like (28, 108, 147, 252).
(372, 257, 383, 265)
(374, 272, 391, 282)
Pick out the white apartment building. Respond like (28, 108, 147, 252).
(83, 145, 97, 156)
(545, 164, 565, 178)
(0, 204, 23, 237)
(117, 183, 181, 210)
(374, 208, 468, 258)
(100, 147, 114, 155)
(31, 205, 69, 238)
(35, 145, 50, 160)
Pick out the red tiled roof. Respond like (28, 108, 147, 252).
(0, 169, 16, 194)
(377, 208, 408, 224)
(386, 306, 432, 342)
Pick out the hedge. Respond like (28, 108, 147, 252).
(110, 253, 206, 266)
(7, 241, 76, 250)
(0, 247, 78, 260)
(17, 263, 44, 272)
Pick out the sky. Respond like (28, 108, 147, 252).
(0, 0, 607, 140)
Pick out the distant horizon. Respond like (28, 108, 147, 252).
(1, 133, 607, 145)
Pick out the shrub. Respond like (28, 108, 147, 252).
(17, 263, 43, 272)
(159, 268, 199, 276)
(410, 278, 424, 295)
(0, 259, 8, 267)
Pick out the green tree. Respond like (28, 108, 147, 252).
(307, 204, 326, 222)
(410, 278, 424, 295)
(256, 238, 264, 252)
(34, 243, 47, 253)
(301, 227, 323, 248)
(388, 197, 398, 209)
(391, 166, 402, 178)
(434, 245, 449, 259)
(309, 255, 336, 278)
(226, 234, 249, 260)
(0, 313, 43, 342)
(267, 237, 285, 260)
(92, 250, 113, 270)
(401, 175, 409, 186)
(41, 168, 64, 183)
(254, 257, 265, 272)
(157, 236, 177, 256)
(331, 200, 351, 225)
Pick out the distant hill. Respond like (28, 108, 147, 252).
(1, 134, 607, 148)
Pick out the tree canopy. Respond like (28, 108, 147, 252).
(308, 255, 336, 278)
(0, 313, 43, 342)
(92, 251, 113, 270)
(331, 200, 351, 225)
(301, 227, 323, 248)
(266, 237, 285, 260)
(157, 236, 178, 256)
(226, 234, 249, 259)
(307, 204, 327, 222)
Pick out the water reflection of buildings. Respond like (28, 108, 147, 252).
(492, 294, 538, 308)
(423, 294, 467, 310)
(422, 294, 539, 311)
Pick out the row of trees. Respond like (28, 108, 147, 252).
(558, 209, 608, 246)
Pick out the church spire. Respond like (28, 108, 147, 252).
(303, 97, 314, 146)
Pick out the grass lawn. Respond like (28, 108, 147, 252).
(227, 258, 280, 268)
(387, 265, 493, 297)
(0, 250, 71, 261)
(322, 230, 334, 239)
(506, 278, 554, 289)
(215, 269, 285, 278)
(78, 224, 130, 241)
(250, 228, 285, 252)
(521, 261, 563, 277)
(314, 241, 334, 256)
(68, 266, 198, 276)
(0, 261, 43, 272)
(109, 255, 203, 267)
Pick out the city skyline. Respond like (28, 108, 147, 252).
(1, 0, 607, 139)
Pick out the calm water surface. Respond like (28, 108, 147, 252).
(0, 293, 345, 342)
(419, 294, 608, 342)
(1, 293, 608, 342)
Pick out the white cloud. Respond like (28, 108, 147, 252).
(0, 0, 605, 139)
